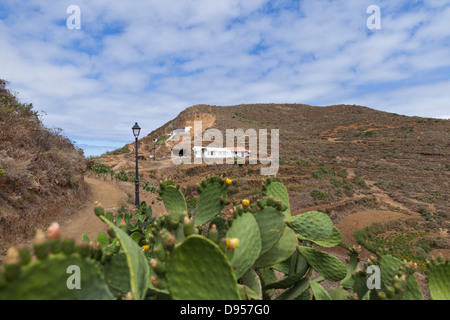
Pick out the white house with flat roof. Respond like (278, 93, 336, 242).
(170, 126, 192, 136)
(227, 147, 250, 158)
(192, 146, 250, 159)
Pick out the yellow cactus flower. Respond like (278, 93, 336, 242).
(226, 238, 240, 250)
(142, 245, 150, 253)
(225, 178, 232, 185)
(242, 199, 250, 207)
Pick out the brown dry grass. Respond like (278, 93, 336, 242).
(94, 103, 449, 263)
(0, 80, 89, 251)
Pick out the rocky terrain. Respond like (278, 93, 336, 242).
(97, 103, 450, 264)
(0, 80, 89, 251)
(1, 84, 448, 269)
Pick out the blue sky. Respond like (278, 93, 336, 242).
(1, 0, 449, 157)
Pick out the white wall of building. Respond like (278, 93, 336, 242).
(192, 146, 249, 159)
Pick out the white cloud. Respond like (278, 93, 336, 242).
(1, 0, 449, 156)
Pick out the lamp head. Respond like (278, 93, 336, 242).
(132, 122, 141, 138)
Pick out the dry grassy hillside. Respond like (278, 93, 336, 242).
(0, 80, 89, 249)
(97, 103, 450, 263)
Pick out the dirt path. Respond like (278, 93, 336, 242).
(59, 177, 129, 242)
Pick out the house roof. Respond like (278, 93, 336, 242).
(192, 146, 249, 152)
(192, 146, 230, 151)
(227, 147, 249, 152)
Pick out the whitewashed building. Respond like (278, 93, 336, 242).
(192, 146, 250, 159)
(228, 147, 250, 158)
(170, 126, 192, 136)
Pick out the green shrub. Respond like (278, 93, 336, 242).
(294, 157, 311, 167)
(343, 183, 354, 196)
(310, 189, 328, 200)
(337, 169, 348, 178)
(312, 167, 335, 179)
(115, 170, 129, 181)
(330, 177, 342, 187)
(90, 163, 114, 175)
(156, 135, 170, 145)
(142, 183, 156, 193)
(353, 175, 366, 187)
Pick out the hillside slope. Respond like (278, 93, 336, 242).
(97, 103, 449, 261)
(0, 80, 89, 248)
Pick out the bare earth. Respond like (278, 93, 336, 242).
(59, 176, 128, 242)
(58, 174, 168, 244)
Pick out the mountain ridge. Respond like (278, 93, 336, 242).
(97, 102, 449, 261)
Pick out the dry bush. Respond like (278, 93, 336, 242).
(0, 80, 89, 246)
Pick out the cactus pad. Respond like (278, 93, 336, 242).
(340, 248, 361, 289)
(254, 205, 285, 256)
(100, 216, 150, 300)
(428, 262, 450, 300)
(379, 255, 402, 290)
(287, 211, 333, 242)
(241, 269, 262, 298)
(0, 254, 113, 300)
(298, 246, 347, 281)
(274, 276, 310, 300)
(158, 181, 187, 214)
(166, 235, 239, 300)
(103, 253, 131, 295)
(97, 232, 109, 248)
(194, 178, 228, 226)
(310, 281, 332, 300)
(254, 227, 297, 269)
(226, 212, 262, 279)
(264, 178, 291, 218)
(403, 273, 424, 300)
(301, 226, 342, 248)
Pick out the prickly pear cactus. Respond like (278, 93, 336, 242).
(0, 253, 113, 300)
(100, 216, 150, 300)
(355, 254, 425, 300)
(340, 246, 361, 289)
(194, 176, 229, 226)
(166, 236, 240, 300)
(379, 254, 403, 290)
(310, 280, 332, 300)
(298, 246, 347, 282)
(225, 211, 261, 279)
(427, 258, 450, 300)
(263, 177, 291, 218)
(103, 252, 132, 296)
(253, 227, 297, 269)
(0, 225, 113, 300)
(287, 211, 334, 243)
(311, 227, 342, 248)
(254, 201, 286, 256)
(4, 176, 440, 301)
(157, 180, 187, 214)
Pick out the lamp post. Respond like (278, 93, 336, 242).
(132, 122, 141, 207)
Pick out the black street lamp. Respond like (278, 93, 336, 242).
(132, 122, 141, 207)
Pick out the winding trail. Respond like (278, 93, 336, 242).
(59, 176, 128, 242)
